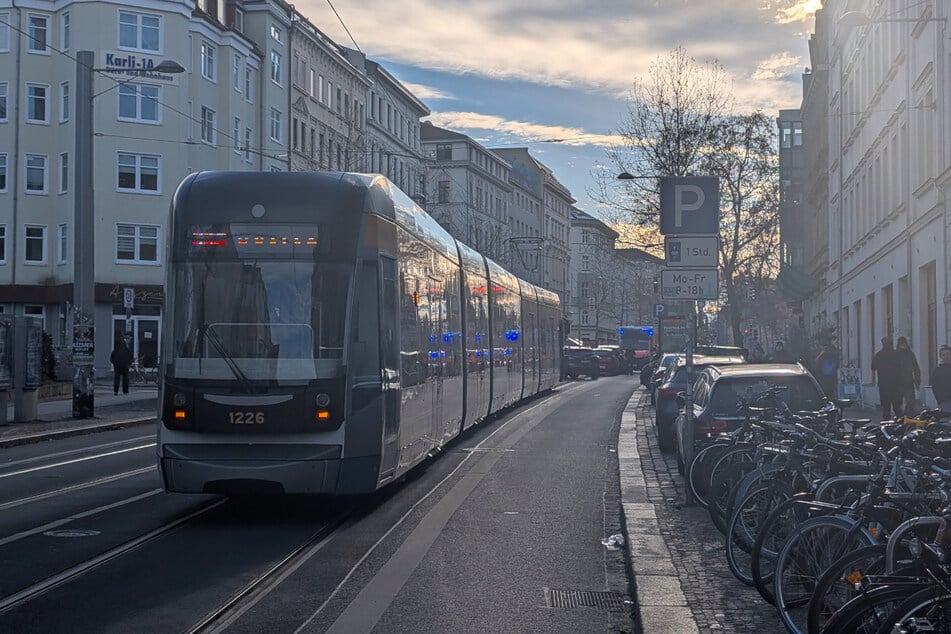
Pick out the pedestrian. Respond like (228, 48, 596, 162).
(110, 336, 134, 396)
(872, 337, 902, 419)
(894, 336, 921, 415)
(814, 342, 839, 399)
(767, 341, 794, 363)
(931, 345, 951, 412)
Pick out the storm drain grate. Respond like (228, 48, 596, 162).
(544, 588, 626, 611)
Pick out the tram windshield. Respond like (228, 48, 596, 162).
(167, 259, 349, 383)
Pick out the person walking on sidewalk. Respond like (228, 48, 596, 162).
(895, 336, 922, 415)
(110, 337, 134, 396)
(872, 337, 902, 419)
(931, 345, 951, 412)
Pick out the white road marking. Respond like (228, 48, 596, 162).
(0, 444, 154, 479)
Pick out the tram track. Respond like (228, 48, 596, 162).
(0, 465, 157, 511)
(0, 497, 228, 614)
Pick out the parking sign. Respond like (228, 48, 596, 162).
(659, 177, 720, 235)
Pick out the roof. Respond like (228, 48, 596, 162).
(707, 363, 811, 378)
(675, 355, 746, 368)
(420, 121, 468, 141)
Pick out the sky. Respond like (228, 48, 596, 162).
(297, 0, 821, 218)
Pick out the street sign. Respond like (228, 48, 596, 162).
(665, 236, 718, 267)
(659, 177, 720, 235)
(661, 268, 719, 300)
(653, 303, 668, 319)
(123, 287, 135, 309)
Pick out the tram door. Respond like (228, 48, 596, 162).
(428, 275, 444, 448)
(379, 257, 400, 477)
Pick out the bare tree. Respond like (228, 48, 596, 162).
(592, 47, 780, 346)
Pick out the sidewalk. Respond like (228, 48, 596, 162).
(0, 380, 157, 447)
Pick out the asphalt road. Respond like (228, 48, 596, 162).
(0, 376, 637, 633)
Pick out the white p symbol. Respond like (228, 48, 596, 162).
(674, 185, 704, 228)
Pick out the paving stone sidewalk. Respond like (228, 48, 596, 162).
(624, 387, 785, 633)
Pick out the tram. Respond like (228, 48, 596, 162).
(158, 171, 562, 495)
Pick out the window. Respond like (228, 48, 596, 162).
(59, 81, 69, 122)
(232, 54, 241, 92)
(269, 108, 282, 142)
(0, 12, 9, 52)
(582, 255, 590, 271)
(200, 41, 216, 81)
(232, 116, 240, 153)
(327, 81, 332, 109)
(244, 127, 252, 163)
(118, 83, 159, 123)
(117, 152, 159, 192)
(438, 180, 450, 203)
(119, 11, 161, 52)
(233, 8, 244, 33)
(0, 83, 7, 122)
(61, 12, 70, 50)
(270, 24, 283, 43)
(436, 144, 451, 160)
(24, 154, 47, 193)
(57, 223, 67, 264)
(200, 106, 216, 144)
(244, 67, 254, 103)
(0, 154, 6, 192)
(116, 224, 159, 264)
(793, 122, 803, 146)
(24, 225, 47, 263)
(27, 14, 49, 53)
(58, 152, 68, 194)
(0, 226, 6, 262)
(26, 83, 49, 123)
(24, 305, 44, 329)
(270, 50, 282, 85)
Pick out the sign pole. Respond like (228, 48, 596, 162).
(684, 300, 697, 505)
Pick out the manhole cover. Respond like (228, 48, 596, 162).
(544, 588, 626, 610)
(44, 529, 101, 538)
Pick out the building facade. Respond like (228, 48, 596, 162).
(420, 121, 511, 262)
(792, 1, 950, 404)
(567, 208, 621, 346)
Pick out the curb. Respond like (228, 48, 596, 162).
(0, 416, 156, 448)
(618, 393, 700, 634)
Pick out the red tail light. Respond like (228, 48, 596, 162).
(695, 418, 729, 435)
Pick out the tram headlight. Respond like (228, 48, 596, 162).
(315, 393, 331, 407)
(173, 392, 188, 407)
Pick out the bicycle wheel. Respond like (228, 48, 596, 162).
(821, 583, 926, 633)
(805, 544, 886, 634)
(708, 450, 756, 535)
(686, 441, 732, 509)
(726, 462, 786, 530)
(725, 481, 794, 586)
(751, 495, 812, 605)
(876, 586, 951, 634)
(773, 514, 877, 634)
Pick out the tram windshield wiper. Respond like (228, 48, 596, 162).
(202, 325, 255, 393)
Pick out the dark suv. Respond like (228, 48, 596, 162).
(563, 347, 600, 380)
(653, 355, 746, 451)
(674, 363, 825, 473)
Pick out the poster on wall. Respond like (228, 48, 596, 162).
(837, 366, 863, 401)
(73, 325, 95, 365)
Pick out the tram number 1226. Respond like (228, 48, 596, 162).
(229, 411, 265, 425)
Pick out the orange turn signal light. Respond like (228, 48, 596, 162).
(174, 410, 187, 419)
(316, 409, 330, 420)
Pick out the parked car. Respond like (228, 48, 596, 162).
(650, 353, 685, 404)
(598, 345, 632, 375)
(591, 349, 619, 376)
(674, 363, 825, 473)
(654, 355, 746, 451)
(564, 346, 600, 380)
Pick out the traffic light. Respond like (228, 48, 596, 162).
(748, 287, 756, 301)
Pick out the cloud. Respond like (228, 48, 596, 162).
(752, 52, 802, 80)
(426, 111, 626, 148)
(297, 0, 816, 112)
(768, 0, 823, 25)
(401, 81, 455, 101)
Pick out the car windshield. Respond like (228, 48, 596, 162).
(709, 376, 824, 416)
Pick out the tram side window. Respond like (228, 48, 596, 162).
(351, 261, 381, 411)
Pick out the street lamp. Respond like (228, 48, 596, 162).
(616, 172, 657, 180)
(73, 50, 184, 417)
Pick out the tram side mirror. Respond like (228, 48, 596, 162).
(675, 392, 687, 409)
